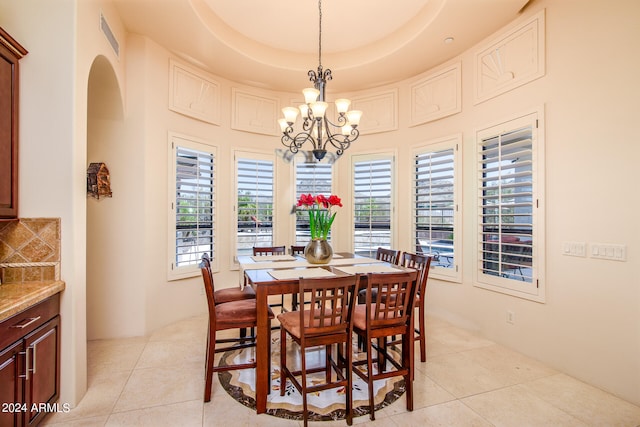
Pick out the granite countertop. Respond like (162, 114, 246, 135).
(0, 281, 65, 322)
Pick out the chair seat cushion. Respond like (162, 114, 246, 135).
(215, 299, 273, 329)
(277, 308, 339, 339)
(214, 285, 255, 305)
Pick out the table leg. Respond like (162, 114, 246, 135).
(254, 285, 269, 414)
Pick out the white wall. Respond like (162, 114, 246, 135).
(2, 0, 638, 408)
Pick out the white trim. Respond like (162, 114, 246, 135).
(167, 131, 218, 281)
(411, 133, 462, 283)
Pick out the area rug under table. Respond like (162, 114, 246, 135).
(218, 334, 405, 422)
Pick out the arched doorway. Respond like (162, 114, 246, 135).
(86, 56, 141, 339)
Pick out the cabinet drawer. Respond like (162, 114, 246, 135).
(0, 294, 59, 350)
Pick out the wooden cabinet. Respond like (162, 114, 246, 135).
(0, 295, 60, 427)
(0, 28, 28, 219)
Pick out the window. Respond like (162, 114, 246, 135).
(412, 135, 462, 282)
(352, 154, 395, 257)
(235, 152, 275, 259)
(295, 161, 333, 245)
(168, 133, 216, 280)
(476, 112, 545, 301)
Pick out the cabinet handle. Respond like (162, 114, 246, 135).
(31, 343, 37, 375)
(19, 347, 30, 380)
(10, 316, 41, 329)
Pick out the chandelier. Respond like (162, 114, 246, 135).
(278, 0, 362, 162)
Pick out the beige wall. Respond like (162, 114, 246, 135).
(1, 0, 638, 408)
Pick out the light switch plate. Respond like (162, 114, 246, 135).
(590, 243, 626, 261)
(562, 242, 587, 257)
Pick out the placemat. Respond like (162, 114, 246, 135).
(334, 265, 403, 275)
(269, 268, 336, 280)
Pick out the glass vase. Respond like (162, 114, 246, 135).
(304, 239, 333, 264)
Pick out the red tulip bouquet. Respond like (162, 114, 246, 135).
(296, 194, 343, 240)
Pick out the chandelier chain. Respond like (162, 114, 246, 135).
(318, 0, 322, 68)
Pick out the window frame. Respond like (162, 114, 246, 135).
(475, 109, 545, 302)
(411, 134, 462, 282)
(167, 132, 217, 281)
(350, 152, 397, 257)
(232, 150, 277, 266)
(293, 159, 335, 246)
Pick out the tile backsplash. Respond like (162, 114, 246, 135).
(0, 218, 61, 283)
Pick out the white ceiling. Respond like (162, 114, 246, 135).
(112, 0, 531, 93)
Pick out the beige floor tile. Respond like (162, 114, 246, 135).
(106, 400, 203, 427)
(522, 373, 640, 426)
(425, 348, 513, 398)
(203, 398, 299, 427)
(42, 415, 109, 426)
(425, 343, 556, 399)
(391, 400, 494, 427)
(425, 323, 494, 358)
(44, 371, 131, 423)
(113, 363, 203, 413)
(135, 338, 205, 369)
(462, 384, 588, 426)
(148, 315, 208, 343)
(87, 337, 148, 377)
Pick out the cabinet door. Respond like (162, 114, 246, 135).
(0, 340, 25, 427)
(0, 28, 27, 219)
(23, 316, 59, 426)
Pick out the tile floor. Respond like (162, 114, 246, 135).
(43, 312, 640, 427)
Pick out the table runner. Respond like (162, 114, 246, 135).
(250, 254, 297, 262)
(268, 268, 336, 280)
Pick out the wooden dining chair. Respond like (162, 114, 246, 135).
(202, 253, 256, 339)
(290, 245, 307, 310)
(290, 245, 306, 256)
(352, 270, 419, 420)
(200, 255, 274, 402)
(375, 247, 401, 265)
(395, 252, 432, 362)
(253, 245, 288, 313)
(356, 247, 402, 350)
(277, 275, 360, 427)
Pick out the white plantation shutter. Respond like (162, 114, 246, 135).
(168, 134, 216, 280)
(352, 155, 394, 257)
(235, 154, 275, 257)
(477, 112, 544, 300)
(295, 162, 333, 245)
(412, 136, 461, 281)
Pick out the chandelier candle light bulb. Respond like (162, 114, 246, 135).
(279, 0, 362, 162)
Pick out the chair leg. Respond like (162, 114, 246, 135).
(204, 325, 215, 402)
(279, 325, 286, 396)
(418, 304, 426, 362)
(346, 340, 353, 426)
(366, 336, 375, 420)
(301, 347, 309, 427)
(403, 332, 414, 411)
(378, 337, 387, 372)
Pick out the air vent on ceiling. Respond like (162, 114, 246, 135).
(100, 12, 119, 58)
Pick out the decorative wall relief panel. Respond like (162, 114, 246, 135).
(351, 89, 398, 135)
(474, 10, 545, 104)
(232, 88, 279, 136)
(169, 59, 220, 125)
(410, 62, 461, 126)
